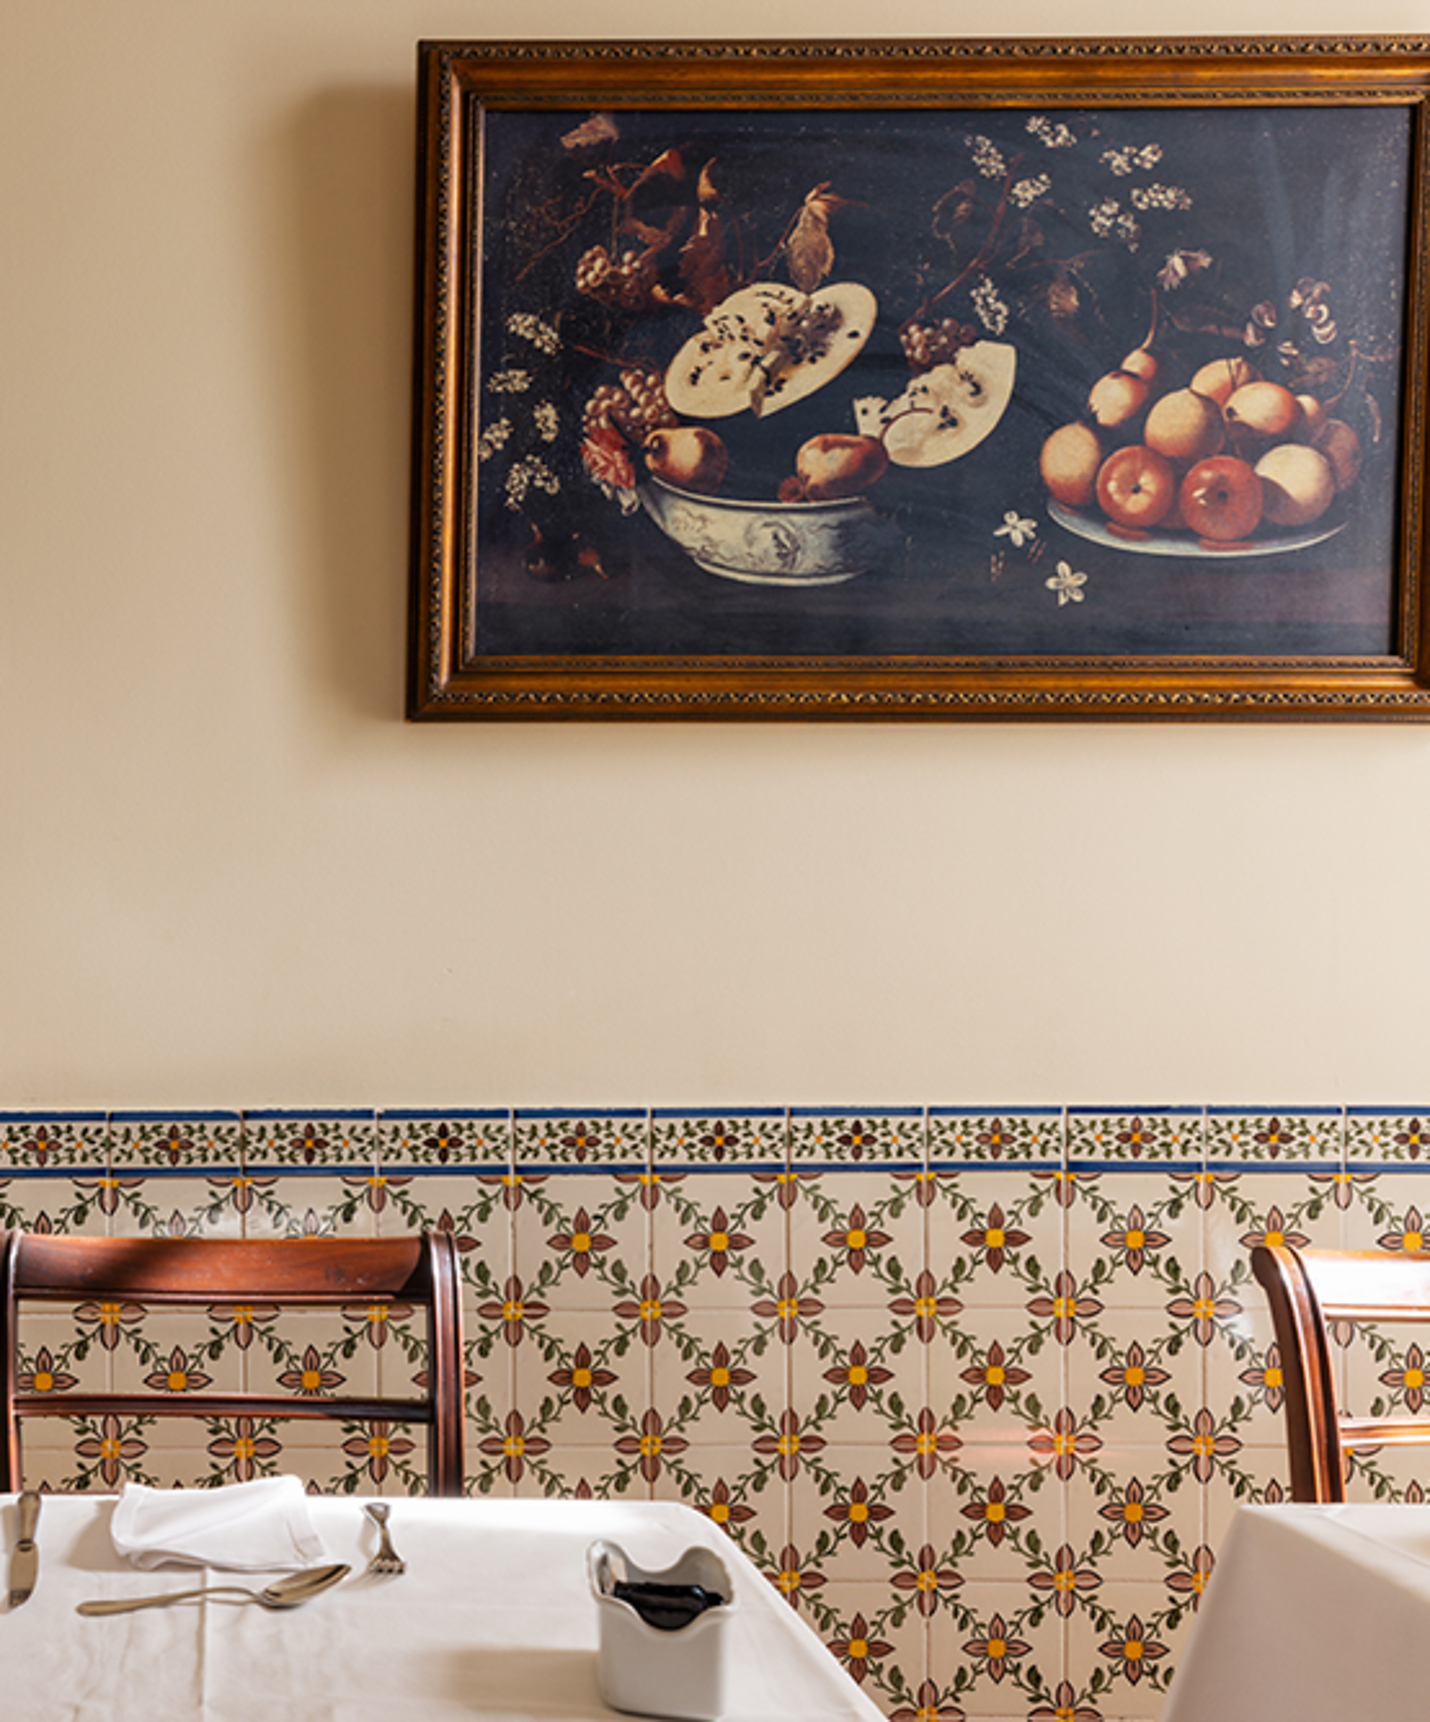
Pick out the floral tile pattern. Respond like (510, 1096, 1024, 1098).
(1204, 1106, 1342, 1165)
(111, 1110, 243, 1171)
(790, 1110, 925, 1168)
(652, 1109, 787, 1168)
(929, 1110, 1063, 1167)
(1067, 1108, 1202, 1166)
(378, 1108, 511, 1170)
(9, 1102, 1430, 1717)
(245, 1109, 377, 1171)
(1347, 1107, 1430, 1165)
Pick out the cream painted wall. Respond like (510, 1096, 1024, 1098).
(4, 0, 1430, 1111)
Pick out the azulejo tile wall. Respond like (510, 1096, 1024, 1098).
(6, 1104, 1430, 1719)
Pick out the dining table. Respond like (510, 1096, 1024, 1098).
(1, 1489, 884, 1722)
(1161, 1501, 1430, 1722)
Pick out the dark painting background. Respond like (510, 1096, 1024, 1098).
(471, 102, 1410, 659)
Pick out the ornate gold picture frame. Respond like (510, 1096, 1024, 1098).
(409, 38, 1430, 719)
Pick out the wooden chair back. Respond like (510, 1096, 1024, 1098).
(0, 1230, 464, 1495)
(1252, 1242, 1430, 1501)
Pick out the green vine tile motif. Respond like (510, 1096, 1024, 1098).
(652, 1109, 788, 1167)
(931, 1167, 1064, 1297)
(1066, 1174, 1207, 1308)
(515, 1109, 647, 1168)
(1205, 1106, 1344, 1165)
(379, 1109, 512, 1170)
(60, 1412, 159, 1491)
(1347, 1107, 1430, 1164)
(97, 1174, 249, 1238)
(0, 1112, 108, 1171)
(928, 1108, 1064, 1166)
(330, 1420, 427, 1495)
(789, 1109, 925, 1167)
(0, 1170, 116, 1236)
(243, 1109, 376, 1169)
(236, 1171, 380, 1240)
(199, 1414, 287, 1486)
(111, 1112, 243, 1170)
(1067, 1108, 1203, 1165)
(793, 1172, 927, 1293)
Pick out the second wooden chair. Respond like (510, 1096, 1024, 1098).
(1252, 1241, 1430, 1501)
(0, 1230, 465, 1494)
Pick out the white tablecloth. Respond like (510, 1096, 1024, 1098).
(0, 1493, 883, 1722)
(1163, 1503, 1430, 1722)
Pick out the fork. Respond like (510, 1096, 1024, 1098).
(363, 1502, 405, 1576)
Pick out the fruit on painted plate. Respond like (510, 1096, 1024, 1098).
(1087, 366, 1151, 431)
(1254, 443, 1335, 527)
(1295, 393, 1328, 441)
(1144, 387, 1226, 465)
(1159, 487, 1188, 533)
(664, 280, 877, 420)
(1036, 339, 1364, 541)
(1314, 418, 1363, 492)
(1189, 355, 1259, 406)
(1096, 444, 1178, 530)
(852, 342, 1016, 468)
(643, 426, 729, 495)
(793, 433, 889, 501)
(1039, 421, 1105, 509)
(1224, 380, 1302, 447)
(1179, 454, 1264, 541)
(1120, 345, 1159, 385)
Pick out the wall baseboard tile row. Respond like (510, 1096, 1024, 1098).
(5, 1104, 1428, 1720)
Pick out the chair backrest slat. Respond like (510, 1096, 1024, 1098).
(0, 1230, 465, 1495)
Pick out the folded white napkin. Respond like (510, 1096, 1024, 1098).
(110, 1476, 328, 1571)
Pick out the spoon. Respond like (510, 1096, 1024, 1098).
(76, 1561, 350, 1616)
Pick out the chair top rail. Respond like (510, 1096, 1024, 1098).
(13, 1288, 423, 1307)
(14, 1392, 435, 1422)
(7, 1234, 435, 1302)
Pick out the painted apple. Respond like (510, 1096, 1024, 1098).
(1295, 394, 1328, 441)
(644, 426, 729, 495)
(1254, 443, 1335, 527)
(1179, 454, 1264, 541)
(1096, 444, 1178, 530)
(794, 433, 889, 501)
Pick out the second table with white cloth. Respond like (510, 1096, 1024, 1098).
(1162, 1502, 1430, 1722)
(1, 1488, 883, 1722)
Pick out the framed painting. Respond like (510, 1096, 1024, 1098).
(407, 38, 1430, 719)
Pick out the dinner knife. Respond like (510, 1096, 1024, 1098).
(9, 1490, 41, 1608)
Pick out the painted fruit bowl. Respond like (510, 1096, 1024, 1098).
(639, 478, 901, 587)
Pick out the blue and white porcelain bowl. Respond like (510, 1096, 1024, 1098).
(639, 478, 900, 586)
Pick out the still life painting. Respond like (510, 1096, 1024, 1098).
(408, 41, 1430, 718)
